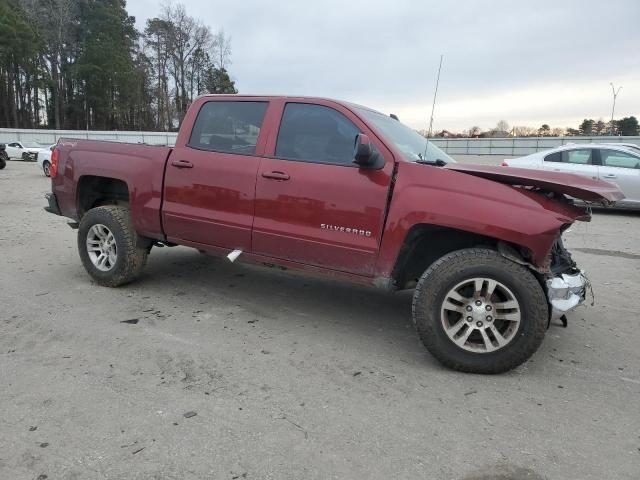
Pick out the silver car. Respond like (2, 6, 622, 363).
(503, 144, 640, 210)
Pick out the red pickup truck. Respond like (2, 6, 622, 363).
(45, 95, 623, 373)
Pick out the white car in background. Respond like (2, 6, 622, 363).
(502, 144, 640, 210)
(3, 141, 44, 161)
(37, 144, 57, 176)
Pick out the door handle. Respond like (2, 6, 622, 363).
(603, 174, 617, 179)
(171, 159, 193, 169)
(262, 171, 290, 181)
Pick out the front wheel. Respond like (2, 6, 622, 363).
(78, 206, 149, 287)
(0, 159, 5, 170)
(412, 248, 548, 374)
(42, 161, 51, 177)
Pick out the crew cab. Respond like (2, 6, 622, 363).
(45, 95, 624, 373)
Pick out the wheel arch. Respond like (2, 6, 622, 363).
(390, 223, 538, 290)
(77, 175, 130, 217)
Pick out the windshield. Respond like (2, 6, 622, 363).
(355, 107, 455, 164)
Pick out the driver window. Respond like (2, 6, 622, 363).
(276, 103, 360, 166)
(600, 149, 640, 169)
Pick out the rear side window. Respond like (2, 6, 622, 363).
(275, 103, 360, 166)
(545, 149, 594, 164)
(189, 101, 268, 155)
(562, 149, 593, 164)
(600, 149, 640, 169)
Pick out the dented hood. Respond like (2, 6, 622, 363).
(445, 164, 625, 203)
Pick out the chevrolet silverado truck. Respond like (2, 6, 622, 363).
(44, 95, 624, 373)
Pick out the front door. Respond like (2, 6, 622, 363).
(252, 102, 393, 276)
(162, 100, 269, 250)
(6, 142, 22, 160)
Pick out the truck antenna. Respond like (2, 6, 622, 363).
(423, 54, 444, 160)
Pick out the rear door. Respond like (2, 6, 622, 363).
(596, 148, 640, 207)
(542, 148, 598, 179)
(162, 100, 269, 250)
(252, 101, 393, 275)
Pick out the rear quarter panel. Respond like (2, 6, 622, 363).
(53, 139, 172, 239)
(507, 153, 543, 168)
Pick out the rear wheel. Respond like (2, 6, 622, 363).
(42, 161, 51, 177)
(412, 248, 548, 374)
(0, 159, 5, 170)
(78, 206, 148, 287)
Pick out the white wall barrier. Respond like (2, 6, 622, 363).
(429, 136, 640, 156)
(0, 128, 178, 146)
(1, 128, 639, 156)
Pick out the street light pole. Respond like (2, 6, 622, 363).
(610, 83, 622, 135)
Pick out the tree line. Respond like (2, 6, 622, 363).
(434, 116, 639, 138)
(0, 0, 237, 131)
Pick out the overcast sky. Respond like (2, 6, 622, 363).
(127, 0, 640, 132)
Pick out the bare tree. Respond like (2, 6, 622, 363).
(161, 3, 213, 121)
(512, 126, 537, 137)
(212, 29, 232, 70)
(468, 126, 481, 137)
(550, 127, 565, 137)
(495, 120, 509, 133)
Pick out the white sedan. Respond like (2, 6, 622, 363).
(37, 144, 56, 176)
(502, 144, 640, 209)
(3, 141, 45, 161)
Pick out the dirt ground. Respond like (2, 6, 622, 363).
(1, 161, 639, 480)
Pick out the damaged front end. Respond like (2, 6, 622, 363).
(545, 236, 590, 325)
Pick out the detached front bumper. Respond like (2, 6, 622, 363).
(547, 271, 589, 320)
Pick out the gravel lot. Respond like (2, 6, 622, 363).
(1, 161, 639, 480)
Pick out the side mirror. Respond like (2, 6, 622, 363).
(354, 134, 384, 169)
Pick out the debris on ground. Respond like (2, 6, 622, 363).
(183, 411, 197, 418)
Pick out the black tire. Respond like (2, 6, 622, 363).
(42, 161, 51, 177)
(78, 205, 149, 287)
(0, 159, 5, 170)
(412, 248, 548, 374)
